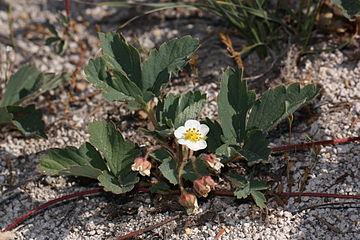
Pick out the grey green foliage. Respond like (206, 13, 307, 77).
(85, 32, 199, 106)
(0, 65, 69, 137)
(142, 36, 199, 97)
(0, 65, 69, 107)
(216, 68, 318, 167)
(40, 121, 141, 194)
(40, 142, 106, 178)
(247, 83, 319, 132)
(7, 105, 46, 138)
(332, 0, 360, 20)
(218, 68, 255, 144)
(156, 91, 206, 128)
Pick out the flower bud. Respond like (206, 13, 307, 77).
(131, 157, 151, 176)
(193, 176, 216, 197)
(201, 154, 224, 171)
(178, 193, 198, 214)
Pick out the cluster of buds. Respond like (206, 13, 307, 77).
(193, 176, 216, 197)
(131, 157, 151, 176)
(178, 193, 199, 214)
(201, 154, 224, 172)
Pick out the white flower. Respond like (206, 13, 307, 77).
(174, 120, 209, 151)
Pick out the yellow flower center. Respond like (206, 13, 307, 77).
(184, 128, 203, 142)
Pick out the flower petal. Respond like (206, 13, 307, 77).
(177, 138, 187, 145)
(184, 120, 201, 129)
(174, 126, 186, 139)
(186, 140, 207, 151)
(199, 124, 209, 136)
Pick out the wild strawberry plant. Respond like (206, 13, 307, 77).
(40, 32, 319, 213)
(0, 66, 69, 137)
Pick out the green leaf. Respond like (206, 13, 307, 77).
(0, 107, 13, 124)
(331, 0, 360, 20)
(156, 93, 179, 127)
(247, 83, 319, 132)
(218, 68, 256, 143)
(45, 36, 61, 46)
(112, 71, 145, 105)
(39, 142, 107, 179)
(203, 118, 223, 152)
(88, 121, 140, 179)
(7, 105, 46, 138)
(250, 190, 266, 208)
(250, 179, 267, 190)
(226, 173, 247, 187)
(158, 158, 178, 185)
(156, 91, 206, 128)
(215, 144, 238, 162)
(149, 148, 173, 162)
(98, 32, 142, 87)
(47, 23, 59, 36)
(85, 58, 135, 102)
(149, 182, 170, 194)
(234, 183, 250, 199)
(237, 129, 271, 166)
(174, 91, 206, 128)
(0, 66, 69, 107)
(98, 170, 138, 194)
(141, 127, 174, 141)
(142, 36, 199, 96)
(231, 176, 267, 208)
(183, 158, 209, 182)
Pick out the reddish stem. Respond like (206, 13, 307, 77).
(273, 192, 360, 199)
(271, 137, 360, 152)
(144, 145, 162, 161)
(2, 188, 104, 232)
(65, 0, 71, 19)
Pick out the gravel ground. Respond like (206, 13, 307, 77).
(0, 1, 360, 240)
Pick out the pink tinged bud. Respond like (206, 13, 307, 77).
(178, 193, 199, 214)
(193, 179, 211, 197)
(193, 176, 216, 197)
(131, 158, 151, 176)
(202, 176, 216, 187)
(201, 154, 224, 171)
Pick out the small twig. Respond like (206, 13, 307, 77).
(2, 189, 104, 232)
(115, 215, 180, 240)
(294, 201, 359, 214)
(314, 215, 341, 233)
(271, 137, 360, 152)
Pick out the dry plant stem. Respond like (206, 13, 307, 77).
(271, 136, 360, 152)
(2, 189, 105, 232)
(116, 215, 180, 240)
(294, 201, 359, 214)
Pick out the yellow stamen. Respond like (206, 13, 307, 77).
(184, 128, 203, 142)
